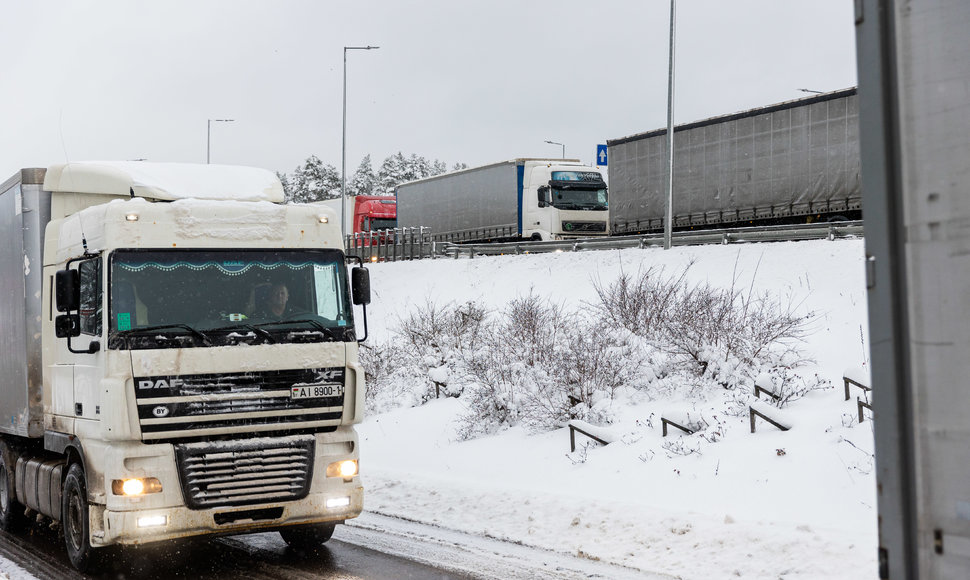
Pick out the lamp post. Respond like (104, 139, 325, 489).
(342, 45, 380, 238)
(663, 0, 676, 250)
(207, 119, 234, 164)
(544, 140, 565, 159)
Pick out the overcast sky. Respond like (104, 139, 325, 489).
(0, 1, 856, 179)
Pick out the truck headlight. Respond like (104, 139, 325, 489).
(326, 460, 358, 478)
(112, 477, 163, 496)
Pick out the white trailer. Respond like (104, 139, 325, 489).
(395, 158, 609, 242)
(0, 162, 371, 571)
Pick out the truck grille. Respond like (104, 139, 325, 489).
(561, 221, 607, 233)
(133, 368, 345, 441)
(175, 436, 314, 509)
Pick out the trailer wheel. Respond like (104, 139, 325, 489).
(279, 523, 336, 551)
(0, 445, 27, 531)
(62, 464, 97, 572)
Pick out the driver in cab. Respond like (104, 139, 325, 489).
(257, 283, 290, 319)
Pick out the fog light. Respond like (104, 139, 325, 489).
(137, 515, 168, 528)
(112, 477, 163, 496)
(326, 496, 351, 509)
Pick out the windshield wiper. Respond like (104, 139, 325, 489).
(207, 323, 276, 344)
(253, 319, 340, 341)
(116, 324, 213, 347)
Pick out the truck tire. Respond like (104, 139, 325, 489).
(62, 463, 97, 572)
(0, 444, 27, 531)
(279, 523, 336, 551)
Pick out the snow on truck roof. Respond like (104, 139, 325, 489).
(43, 161, 284, 203)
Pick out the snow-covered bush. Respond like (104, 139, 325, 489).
(459, 294, 569, 438)
(455, 293, 648, 437)
(359, 341, 429, 414)
(593, 264, 816, 396)
(396, 298, 491, 400)
(361, 263, 820, 442)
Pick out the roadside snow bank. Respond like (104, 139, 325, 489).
(358, 239, 876, 579)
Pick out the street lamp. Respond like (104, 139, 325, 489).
(342, 45, 380, 238)
(207, 119, 234, 164)
(544, 140, 565, 159)
(663, 0, 676, 250)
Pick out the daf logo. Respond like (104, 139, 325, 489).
(152, 406, 170, 418)
(137, 378, 184, 390)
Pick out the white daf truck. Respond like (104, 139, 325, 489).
(0, 162, 369, 571)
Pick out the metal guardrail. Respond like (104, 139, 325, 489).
(344, 227, 436, 262)
(441, 221, 864, 258)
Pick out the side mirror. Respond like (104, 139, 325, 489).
(55, 269, 80, 312)
(351, 267, 371, 305)
(55, 314, 80, 338)
(537, 186, 550, 207)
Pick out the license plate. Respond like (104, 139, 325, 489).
(291, 385, 344, 399)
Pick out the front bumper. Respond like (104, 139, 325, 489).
(92, 485, 363, 546)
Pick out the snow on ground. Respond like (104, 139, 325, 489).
(350, 239, 877, 579)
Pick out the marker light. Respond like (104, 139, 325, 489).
(137, 515, 168, 528)
(125, 213, 139, 222)
(318, 215, 330, 223)
(112, 477, 163, 496)
(326, 460, 358, 478)
(326, 496, 351, 509)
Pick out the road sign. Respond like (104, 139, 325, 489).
(596, 144, 608, 166)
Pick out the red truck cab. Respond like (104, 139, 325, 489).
(353, 195, 397, 234)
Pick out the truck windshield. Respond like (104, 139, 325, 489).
(549, 185, 609, 211)
(547, 171, 608, 211)
(368, 218, 397, 231)
(107, 249, 354, 350)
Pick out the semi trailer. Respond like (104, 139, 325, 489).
(607, 88, 860, 234)
(395, 158, 609, 242)
(0, 162, 370, 571)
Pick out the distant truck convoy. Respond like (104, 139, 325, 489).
(395, 158, 609, 242)
(318, 195, 397, 241)
(0, 162, 371, 571)
(607, 88, 860, 234)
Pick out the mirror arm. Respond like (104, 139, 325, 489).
(357, 304, 368, 343)
(66, 337, 100, 354)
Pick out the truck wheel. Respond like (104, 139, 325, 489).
(279, 523, 336, 551)
(62, 464, 96, 572)
(0, 445, 27, 531)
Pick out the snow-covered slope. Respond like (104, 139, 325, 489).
(349, 239, 877, 580)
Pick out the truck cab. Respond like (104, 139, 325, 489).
(523, 162, 609, 240)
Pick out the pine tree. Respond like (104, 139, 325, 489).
(286, 155, 341, 203)
(377, 152, 407, 194)
(350, 155, 377, 197)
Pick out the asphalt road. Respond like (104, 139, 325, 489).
(0, 522, 476, 580)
